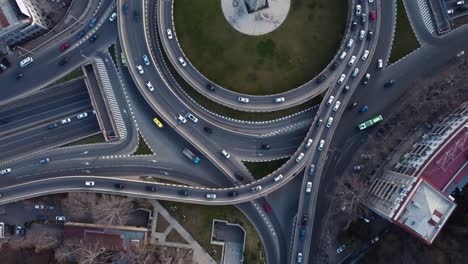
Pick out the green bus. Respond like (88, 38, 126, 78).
(358, 115, 383, 130)
(121, 52, 127, 67)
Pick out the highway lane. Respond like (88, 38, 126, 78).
(288, 1, 381, 262)
(0, 78, 91, 138)
(0, 111, 99, 161)
(157, 0, 350, 112)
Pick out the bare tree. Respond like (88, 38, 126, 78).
(157, 246, 194, 264)
(0, 237, 9, 249)
(62, 192, 97, 222)
(116, 244, 157, 264)
(27, 229, 62, 253)
(7, 235, 33, 249)
(335, 174, 369, 220)
(92, 195, 133, 225)
(55, 239, 117, 264)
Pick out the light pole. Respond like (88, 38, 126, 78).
(68, 15, 83, 25)
(80, 50, 91, 60)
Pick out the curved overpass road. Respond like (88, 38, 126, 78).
(157, 0, 351, 112)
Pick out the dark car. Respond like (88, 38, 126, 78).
(359, 105, 368, 113)
(384, 80, 395, 88)
(89, 34, 98, 43)
(205, 83, 215, 91)
(234, 172, 244, 181)
(115, 183, 125, 189)
(300, 229, 306, 240)
(262, 144, 271, 150)
(77, 30, 85, 39)
(146, 186, 157, 192)
(203, 126, 213, 134)
(316, 74, 327, 84)
(48, 123, 59, 129)
(88, 17, 97, 28)
(123, 3, 128, 15)
(179, 189, 189, 196)
(348, 102, 358, 109)
(59, 58, 69, 66)
(301, 215, 308, 225)
(37, 215, 48, 223)
(229, 191, 238, 197)
(362, 73, 370, 85)
(351, 20, 357, 31)
(133, 11, 139, 22)
(330, 61, 339, 71)
(263, 203, 272, 214)
(15, 73, 23, 80)
(342, 85, 350, 94)
(366, 30, 374, 40)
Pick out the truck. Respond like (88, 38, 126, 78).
(183, 148, 200, 164)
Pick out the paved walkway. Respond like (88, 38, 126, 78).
(149, 200, 216, 264)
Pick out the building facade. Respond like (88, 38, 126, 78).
(0, 0, 49, 52)
(363, 103, 468, 244)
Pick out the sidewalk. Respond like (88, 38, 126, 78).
(150, 200, 216, 264)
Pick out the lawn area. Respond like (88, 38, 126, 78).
(389, 0, 420, 63)
(166, 228, 188, 244)
(52, 67, 83, 85)
(108, 44, 117, 65)
(174, 0, 347, 95)
(244, 158, 289, 180)
(159, 201, 265, 264)
(155, 213, 170, 233)
(134, 134, 153, 155)
(162, 49, 322, 121)
(62, 133, 105, 147)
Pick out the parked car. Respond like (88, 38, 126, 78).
(109, 12, 117, 21)
(336, 245, 346, 254)
(360, 105, 368, 113)
(384, 80, 395, 88)
(185, 113, 198, 123)
(0, 168, 11, 175)
(221, 149, 231, 159)
(56, 216, 66, 222)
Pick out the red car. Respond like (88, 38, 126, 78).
(370, 11, 376, 21)
(263, 203, 272, 213)
(60, 43, 69, 52)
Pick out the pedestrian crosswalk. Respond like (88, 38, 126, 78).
(95, 59, 127, 140)
(417, 0, 436, 34)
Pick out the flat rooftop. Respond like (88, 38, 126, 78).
(395, 180, 456, 244)
(420, 125, 468, 193)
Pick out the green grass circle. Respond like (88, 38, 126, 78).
(174, 0, 347, 95)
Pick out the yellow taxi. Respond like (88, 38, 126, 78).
(153, 117, 163, 128)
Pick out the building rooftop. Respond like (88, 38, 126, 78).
(419, 125, 468, 193)
(394, 179, 456, 244)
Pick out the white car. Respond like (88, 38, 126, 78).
(448, 9, 454, 15)
(77, 112, 88, 119)
(359, 30, 365, 40)
(186, 113, 198, 123)
(336, 245, 346, 254)
(273, 174, 283, 182)
(326, 117, 334, 128)
(177, 114, 187, 124)
(221, 149, 230, 159)
(295, 152, 305, 162)
(339, 51, 347, 61)
(60, 118, 71, 125)
(348, 55, 356, 66)
(377, 59, 383, 69)
(327, 95, 335, 105)
(178, 57, 186, 67)
(368, 0, 374, 2)
(143, 55, 150, 66)
(238, 97, 250, 103)
(56, 216, 66, 222)
(305, 138, 313, 149)
(136, 65, 144, 74)
(356, 5, 361, 16)
(318, 139, 325, 151)
(337, 74, 346, 84)
(251, 185, 262, 192)
(85, 181, 95, 186)
(333, 101, 341, 112)
(109, 12, 117, 21)
(274, 97, 285, 103)
(361, 50, 370, 61)
(306, 182, 312, 193)
(456, 1, 464, 6)
(297, 252, 303, 263)
(346, 38, 354, 48)
(206, 193, 216, 199)
(166, 29, 173, 39)
(351, 67, 360, 78)
(146, 81, 154, 91)
(0, 168, 11, 175)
